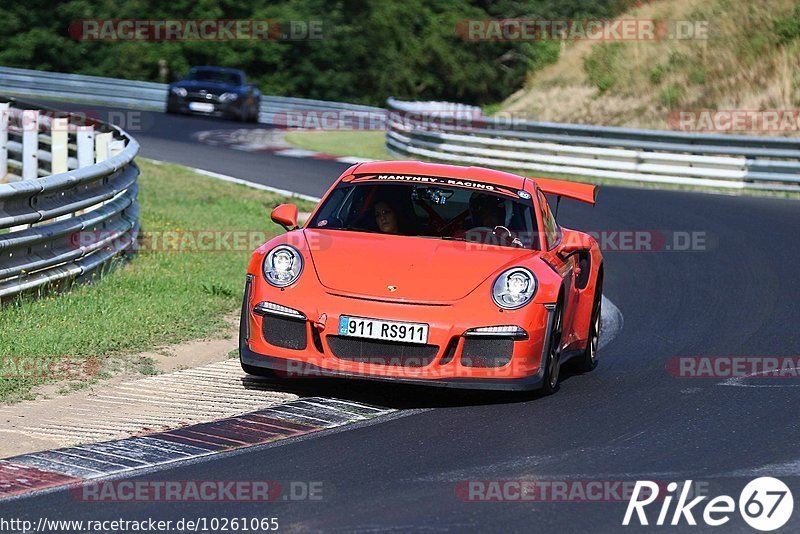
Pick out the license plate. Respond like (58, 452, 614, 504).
(189, 102, 214, 112)
(338, 316, 429, 344)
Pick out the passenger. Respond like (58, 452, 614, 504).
(374, 200, 401, 234)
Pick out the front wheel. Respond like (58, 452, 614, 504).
(540, 303, 563, 395)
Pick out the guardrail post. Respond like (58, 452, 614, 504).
(0, 98, 140, 301)
(86, 131, 114, 213)
(0, 102, 8, 183)
(77, 125, 95, 168)
(95, 131, 112, 163)
(50, 117, 68, 174)
(21, 110, 39, 181)
(109, 139, 125, 157)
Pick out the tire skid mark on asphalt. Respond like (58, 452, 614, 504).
(599, 296, 623, 351)
(718, 364, 800, 388)
(724, 459, 800, 477)
(0, 397, 394, 501)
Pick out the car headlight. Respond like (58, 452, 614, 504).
(219, 92, 239, 102)
(171, 87, 187, 97)
(263, 245, 303, 287)
(492, 267, 536, 309)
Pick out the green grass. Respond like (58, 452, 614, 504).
(283, 130, 394, 161)
(0, 159, 316, 403)
(583, 42, 623, 94)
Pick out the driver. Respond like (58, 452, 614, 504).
(456, 192, 524, 247)
(468, 193, 506, 229)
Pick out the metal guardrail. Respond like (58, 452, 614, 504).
(0, 96, 139, 300)
(386, 98, 800, 193)
(0, 66, 382, 126)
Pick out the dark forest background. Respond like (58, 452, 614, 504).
(1, 0, 634, 105)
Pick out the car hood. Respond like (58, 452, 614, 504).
(303, 229, 534, 302)
(170, 80, 241, 94)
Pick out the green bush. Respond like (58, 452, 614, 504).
(776, 5, 800, 43)
(658, 83, 684, 108)
(649, 65, 667, 85)
(688, 67, 707, 85)
(583, 43, 622, 93)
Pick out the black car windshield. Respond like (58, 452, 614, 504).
(186, 69, 242, 86)
(308, 180, 540, 249)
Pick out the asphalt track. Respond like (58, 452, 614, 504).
(3, 103, 800, 532)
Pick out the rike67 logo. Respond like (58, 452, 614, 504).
(623, 477, 794, 531)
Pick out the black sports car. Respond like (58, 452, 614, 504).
(166, 66, 261, 122)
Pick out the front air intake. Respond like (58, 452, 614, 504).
(460, 338, 514, 368)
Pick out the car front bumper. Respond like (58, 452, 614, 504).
(241, 346, 546, 391)
(241, 276, 556, 391)
(167, 95, 242, 117)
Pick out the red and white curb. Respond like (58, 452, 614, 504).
(0, 397, 394, 500)
(260, 147, 372, 166)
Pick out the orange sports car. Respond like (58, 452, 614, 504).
(239, 161, 603, 393)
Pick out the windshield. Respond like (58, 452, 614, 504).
(308, 179, 539, 249)
(186, 69, 242, 86)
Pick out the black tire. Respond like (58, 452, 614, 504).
(239, 289, 278, 379)
(574, 276, 603, 373)
(540, 302, 564, 395)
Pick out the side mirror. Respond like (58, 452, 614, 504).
(271, 203, 299, 231)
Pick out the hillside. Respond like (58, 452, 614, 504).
(501, 0, 800, 133)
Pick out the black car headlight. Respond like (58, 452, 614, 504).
(263, 245, 303, 287)
(492, 267, 537, 309)
(219, 92, 239, 102)
(170, 87, 187, 97)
